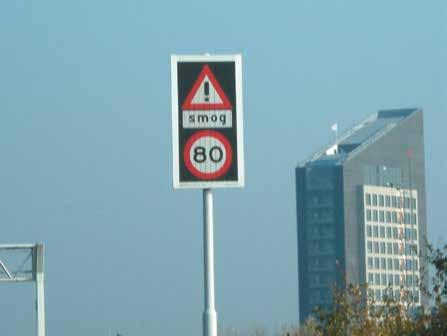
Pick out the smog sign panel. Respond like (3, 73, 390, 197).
(171, 55, 244, 189)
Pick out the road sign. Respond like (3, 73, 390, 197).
(171, 55, 244, 189)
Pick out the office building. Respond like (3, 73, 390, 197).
(295, 108, 428, 322)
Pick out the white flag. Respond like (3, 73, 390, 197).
(331, 123, 338, 131)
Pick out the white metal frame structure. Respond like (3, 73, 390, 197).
(0, 243, 45, 336)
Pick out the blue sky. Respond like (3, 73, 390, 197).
(1, 1, 446, 335)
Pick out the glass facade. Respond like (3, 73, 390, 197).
(301, 165, 339, 311)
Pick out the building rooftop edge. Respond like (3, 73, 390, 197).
(297, 108, 422, 168)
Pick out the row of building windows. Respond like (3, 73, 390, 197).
(307, 191, 334, 207)
(308, 241, 336, 255)
(367, 257, 419, 272)
(308, 257, 336, 271)
(307, 225, 335, 239)
(307, 209, 334, 222)
(368, 288, 420, 303)
(366, 225, 417, 241)
(367, 240, 418, 256)
(308, 274, 335, 286)
(365, 193, 416, 209)
(367, 273, 419, 287)
(365, 209, 417, 225)
(308, 288, 332, 305)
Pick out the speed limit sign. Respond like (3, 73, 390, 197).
(184, 130, 233, 180)
(171, 54, 244, 189)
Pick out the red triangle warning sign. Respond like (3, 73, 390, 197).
(182, 65, 232, 110)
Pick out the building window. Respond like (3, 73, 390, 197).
(367, 225, 372, 237)
(368, 273, 374, 284)
(394, 275, 400, 286)
(405, 228, 412, 241)
(381, 274, 387, 285)
(372, 194, 378, 206)
(406, 274, 413, 286)
(412, 214, 417, 225)
(380, 242, 386, 254)
(406, 260, 413, 271)
(413, 229, 417, 240)
(373, 210, 378, 222)
(373, 226, 379, 237)
(392, 228, 398, 239)
(379, 195, 384, 206)
(387, 258, 393, 270)
(404, 197, 410, 209)
(365, 193, 371, 205)
(366, 210, 372, 221)
(392, 196, 397, 207)
(392, 211, 397, 223)
(385, 196, 391, 207)
(373, 242, 379, 254)
(386, 211, 391, 223)
(374, 258, 380, 269)
(393, 243, 398, 255)
(412, 198, 417, 209)
(388, 274, 393, 285)
(387, 243, 392, 254)
(381, 258, 386, 269)
(394, 259, 399, 270)
(414, 260, 419, 271)
(386, 227, 392, 238)
(380, 226, 385, 238)
(367, 241, 372, 253)
(368, 257, 373, 268)
(404, 212, 411, 224)
(375, 289, 381, 301)
(375, 274, 380, 285)
(379, 211, 385, 222)
(309, 274, 320, 285)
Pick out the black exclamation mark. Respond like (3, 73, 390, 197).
(204, 81, 210, 102)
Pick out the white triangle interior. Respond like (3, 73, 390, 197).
(191, 75, 223, 105)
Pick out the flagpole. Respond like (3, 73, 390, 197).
(331, 123, 338, 153)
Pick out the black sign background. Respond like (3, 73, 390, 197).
(177, 61, 238, 183)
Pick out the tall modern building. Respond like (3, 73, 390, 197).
(295, 108, 428, 322)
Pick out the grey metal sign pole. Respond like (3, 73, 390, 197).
(203, 188, 217, 336)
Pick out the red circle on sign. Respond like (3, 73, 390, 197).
(183, 130, 233, 180)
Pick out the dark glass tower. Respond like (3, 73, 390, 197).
(296, 109, 428, 322)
